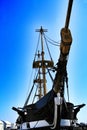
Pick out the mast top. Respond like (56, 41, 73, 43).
(36, 26, 48, 34)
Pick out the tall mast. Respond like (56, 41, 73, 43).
(37, 26, 47, 95)
(33, 26, 54, 99)
(23, 26, 54, 106)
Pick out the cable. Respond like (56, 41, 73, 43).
(32, 85, 38, 103)
(33, 33, 41, 61)
(43, 33, 53, 61)
(45, 34, 59, 43)
(24, 69, 40, 106)
(47, 68, 54, 82)
(44, 33, 60, 46)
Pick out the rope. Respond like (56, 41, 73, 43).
(45, 34, 59, 43)
(43, 33, 53, 61)
(24, 69, 39, 106)
(33, 33, 40, 61)
(47, 68, 54, 82)
(66, 76, 69, 102)
(24, 68, 34, 106)
(44, 33, 60, 46)
(32, 84, 38, 103)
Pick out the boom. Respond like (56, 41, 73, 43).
(53, 0, 73, 96)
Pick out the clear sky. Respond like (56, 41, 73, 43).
(0, 0, 87, 123)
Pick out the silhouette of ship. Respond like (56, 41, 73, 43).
(12, 0, 87, 129)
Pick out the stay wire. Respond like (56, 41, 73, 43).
(43, 33, 53, 61)
(32, 85, 38, 103)
(33, 33, 41, 61)
(24, 69, 40, 105)
(44, 33, 60, 46)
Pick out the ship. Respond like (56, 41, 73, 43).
(12, 0, 87, 130)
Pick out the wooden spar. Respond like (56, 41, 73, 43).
(65, 0, 73, 29)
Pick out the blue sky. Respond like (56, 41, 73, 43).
(0, 0, 87, 123)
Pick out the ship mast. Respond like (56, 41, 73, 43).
(35, 26, 47, 96)
(32, 26, 54, 101)
(22, 26, 54, 107)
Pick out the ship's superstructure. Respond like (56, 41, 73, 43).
(12, 0, 86, 130)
